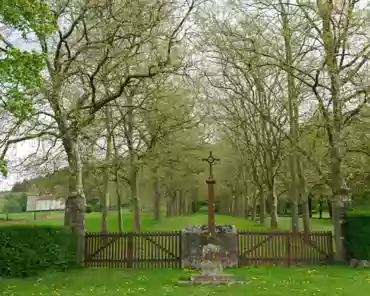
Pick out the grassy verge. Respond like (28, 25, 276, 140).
(1, 267, 369, 296)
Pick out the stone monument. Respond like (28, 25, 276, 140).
(179, 152, 244, 285)
(190, 243, 239, 285)
(182, 225, 238, 269)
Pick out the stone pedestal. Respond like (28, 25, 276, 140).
(182, 225, 238, 269)
(189, 243, 243, 285)
(200, 244, 223, 275)
(191, 274, 238, 285)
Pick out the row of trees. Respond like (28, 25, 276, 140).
(1, 0, 207, 234)
(196, 0, 369, 260)
(1, 0, 369, 261)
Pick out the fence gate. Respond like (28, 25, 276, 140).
(238, 231, 334, 266)
(85, 231, 182, 268)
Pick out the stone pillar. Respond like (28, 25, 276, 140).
(206, 179, 216, 239)
(64, 192, 85, 266)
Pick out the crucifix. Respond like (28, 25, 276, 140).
(202, 151, 220, 239)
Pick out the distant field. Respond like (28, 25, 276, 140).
(0, 211, 333, 232)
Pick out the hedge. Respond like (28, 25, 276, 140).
(343, 211, 370, 261)
(0, 225, 77, 278)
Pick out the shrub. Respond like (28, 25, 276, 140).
(0, 225, 77, 278)
(343, 211, 370, 261)
(3, 198, 21, 220)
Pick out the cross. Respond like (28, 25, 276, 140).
(202, 151, 220, 180)
(202, 151, 220, 240)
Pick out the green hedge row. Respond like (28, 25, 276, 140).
(0, 225, 77, 278)
(343, 211, 370, 260)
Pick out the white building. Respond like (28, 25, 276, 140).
(26, 195, 65, 212)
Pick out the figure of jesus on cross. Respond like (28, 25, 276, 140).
(202, 151, 220, 239)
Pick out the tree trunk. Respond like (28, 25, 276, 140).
(113, 136, 123, 233)
(124, 92, 141, 232)
(63, 136, 86, 265)
(259, 186, 266, 225)
(184, 192, 189, 215)
(130, 162, 141, 232)
(252, 194, 257, 220)
(173, 190, 177, 215)
(66, 140, 85, 199)
(167, 189, 177, 217)
(101, 175, 110, 234)
(280, 0, 300, 233)
(269, 181, 279, 229)
(178, 189, 184, 215)
(232, 189, 237, 217)
(166, 198, 171, 217)
(114, 170, 124, 233)
(48, 77, 85, 265)
(319, 199, 323, 219)
(298, 159, 311, 233)
(153, 167, 161, 221)
(301, 194, 311, 233)
(308, 196, 313, 218)
(240, 192, 246, 218)
(116, 180, 123, 233)
(101, 107, 113, 234)
(328, 201, 333, 219)
(244, 195, 249, 218)
(318, 0, 351, 261)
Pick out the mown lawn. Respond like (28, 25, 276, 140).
(0, 211, 333, 232)
(1, 267, 369, 296)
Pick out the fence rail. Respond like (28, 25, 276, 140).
(84, 230, 333, 268)
(238, 231, 334, 267)
(84, 231, 182, 268)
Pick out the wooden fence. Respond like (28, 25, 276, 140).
(238, 231, 334, 266)
(84, 230, 334, 268)
(84, 231, 182, 268)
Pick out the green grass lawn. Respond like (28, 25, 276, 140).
(1, 267, 369, 296)
(0, 211, 333, 232)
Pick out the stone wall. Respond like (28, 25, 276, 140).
(182, 225, 238, 269)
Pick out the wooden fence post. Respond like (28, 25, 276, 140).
(286, 232, 292, 267)
(127, 232, 134, 268)
(236, 231, 240, 268)
(84, 233, 88, 268)
(328, 231, 334, 263)
(178, 231, 183, 269)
